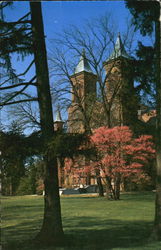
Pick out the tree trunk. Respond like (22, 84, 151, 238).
(153, 13, 161, 241)
(30, 2, 64, 245)
(86, 173, 91, 185)
(57, 157, 65, 187)
(114, 174, 121, 200)
(96, 176, 104, 197)
(105, 184, 111, 199)
(105, 176, 113, 199)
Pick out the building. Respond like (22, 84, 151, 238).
(56, 34, 156, 187)
(68, 33, 139, 134)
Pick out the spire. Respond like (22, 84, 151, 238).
(74, 49, 93, 74)
(54, 108, 64, 131)
(55, 108, 63, 122)
(107, 33, 132, 61)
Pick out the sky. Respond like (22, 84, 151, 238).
(2, 1, 154, 133)
(5, 1, 137, 63)
(6, 1, 130, 36)
(4, 1, 134, 84)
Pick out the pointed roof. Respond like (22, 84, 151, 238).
(54, 109, 63, 123)
(74, 49, 93, 74)
(107, 33, 132, 61)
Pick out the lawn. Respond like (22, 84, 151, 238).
(1, 192, 161, 250)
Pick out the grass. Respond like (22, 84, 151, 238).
(1, 192, 161, 250)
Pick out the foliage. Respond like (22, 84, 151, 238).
(16, 162, 37, 195)
(125, 1, 159, 108)
(87, 126, 155, 199)
(16, 176, 34, 195)
(126, 0, 161, 240)
(0, 3, 32, 59)
(0, 125, 42, 195)
(48, 132, 90, 158)
(1, 128, 27, 194)
(125, 1, 159, 36)
(134, 43, 156, 107)
(0, 2, 36, 108)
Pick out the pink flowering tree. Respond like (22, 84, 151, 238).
(88, 126, 155, 200)
(64, 157, 86, 187)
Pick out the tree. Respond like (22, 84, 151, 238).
(87, 126, 155, 200)
(0, 2, 64, 245)
(30, 2, 64, 244)
(125, 0, 161, 240)
(49, 15, 138, 131)
(49, 15, 140, 195)
(0, 126, 26, 195)
(0, 122, 42, 195)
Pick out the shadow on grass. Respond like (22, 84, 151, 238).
(63, 216, 154, 249)
(2, 217, 155, 250)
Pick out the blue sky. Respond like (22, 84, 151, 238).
(2, 1, 153, 132)
(7, 1, 130, 37)
(42, 1, 130, 38)
(4, 1, 139, 83)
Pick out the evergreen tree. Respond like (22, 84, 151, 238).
(126, 0, 161, 240)
(1, 2, 64, 245)
(0, 123, 42, 195)
(0, 126, 26, 195)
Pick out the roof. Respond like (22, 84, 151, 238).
(74, 49, 93, 74)
(107, 33, 132, 61)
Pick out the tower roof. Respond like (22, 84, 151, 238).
(54, 109, 63, 123)
(107, 33, 132, 61)
(74, 49, 93, 74)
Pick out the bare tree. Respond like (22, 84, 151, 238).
(48, 14, 138, 197)
(8, 102, 40, 131)
(49, 14, 138, 132)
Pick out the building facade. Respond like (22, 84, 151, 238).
(55, 34, 156, 187)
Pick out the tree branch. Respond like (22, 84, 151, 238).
(0, 76, 37, 90)
(4, 20, 31, 25)
(0, 98, 38, 107)
(0, 60, 35, 87)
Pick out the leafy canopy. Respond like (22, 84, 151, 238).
(89, 126, 155, 178)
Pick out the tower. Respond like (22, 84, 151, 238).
(54, 108, 64, 131)
(68, 49, 97, 133)
(104, 33, 138, 127)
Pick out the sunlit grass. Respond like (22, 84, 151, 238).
(2, 192, 161, 249)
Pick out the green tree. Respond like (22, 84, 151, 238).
(0, 123, 42, 195)
(1, 125, 27, 195)
(125, 0, 161, 240)
(16, 162, 37, 195)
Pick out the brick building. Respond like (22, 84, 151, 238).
(56, 34, 156, 187)
(68, 33, 139, 134)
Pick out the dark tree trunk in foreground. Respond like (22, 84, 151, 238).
(153, 16, 161, 241)
(30, 2, 64, 244)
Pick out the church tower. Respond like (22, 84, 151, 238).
(54, 108, 64, 131)
(68, 49, 97, 133)
(104, 33, 138, 127)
